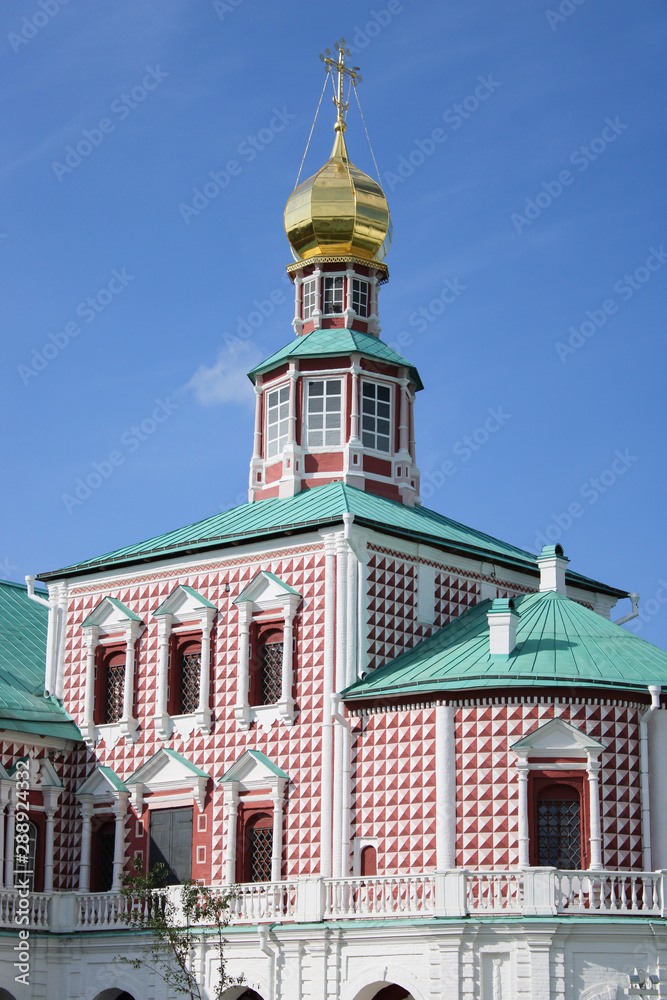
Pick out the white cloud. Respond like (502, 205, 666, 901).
(186, 341, 262, 407)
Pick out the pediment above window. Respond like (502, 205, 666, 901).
(153, 585, 217, 625)
(81, 596, 143, 634)
(126, 748, 211, 812)
(511, 718, 605, 760)
(234, 571, 301, 614)
(219, 749, 289, 792)
(76, 765, 129, 807)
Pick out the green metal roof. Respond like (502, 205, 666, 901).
(0, 580, 81, 741)
(38, 482, 624, 598)
(97, 765, 129, 792)
(220, 749, 289, 782)
(344, 590, 667, 701)
(247, 327, 423, 391)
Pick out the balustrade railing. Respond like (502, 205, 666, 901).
(1, 870, 664, 932)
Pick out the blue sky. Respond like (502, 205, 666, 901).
(2, 0, 666, 644)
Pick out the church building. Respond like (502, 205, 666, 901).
(1, 44, 667, 1000)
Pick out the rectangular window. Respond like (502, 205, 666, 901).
(361, 381, 392, 453)
(323, 276, 344, 314)
(149, 807, 193, 885)
(352, 278, 369, 317)
(306, 379, 342, 448)
(303, 277, 317, 320)
(266, 384, 290, 459)
(260, 641, 283, 705)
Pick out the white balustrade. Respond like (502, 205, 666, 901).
(0, 888, 51, 928)
(2, 871, 663, 932)
(466, 872, 524, 914)
(555, 871, 663, 915)
(325, 874, 436, 919)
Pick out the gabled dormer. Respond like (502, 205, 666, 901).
(80, 597, 145, 747)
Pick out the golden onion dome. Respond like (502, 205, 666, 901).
(284, 126, 392, 263)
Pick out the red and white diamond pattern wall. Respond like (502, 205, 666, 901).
(59, 545, 328, 886)
(456, 701, 642, 870)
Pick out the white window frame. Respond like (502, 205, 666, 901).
(265, 381, 290, 460)
(352, 278, 369, 318)
(304, 377, 344, 450)
(302, 276, 318, 320)
(361, 379, 393, 455)
(322, 275, 345, 315)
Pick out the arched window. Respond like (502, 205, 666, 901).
(239, 812, 273, 883)
(250, 625, 283, 707)
(536, 782, 582, 869)
(94, 646, 125, 725)
(168, 635, 202, 716)
(360, 844, 377, 877)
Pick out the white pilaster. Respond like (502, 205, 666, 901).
(120, 621, 141, 742)
(42, 786, 61, 893)
(435, 704, 456, 869)
(196, 610, 215, 735)
(234, 603, 252, 730)
(224, 785, 239, 884)
(54, 582, 68, 701)
(517, 755, 530, 868)
(78, 798, 94, 892)
(587, 757, 603, 870)
(3, 789, 15, 888)
(154, 615, 172, 741)
(81, 625, 99, 746)
(111, 796, 128, 890)
(270, 781, 285, 882)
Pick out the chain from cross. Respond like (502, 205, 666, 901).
(319, 38, 362, 131)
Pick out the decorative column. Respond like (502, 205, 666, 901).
(196, 609, 215, 734)
(587, 756, 603, 870)
(312, 268, 322, 329)
(398, 376, 410, 455)
(42, 787, 61, 893)
(234, 603, 252, 730)
(349, 367, 360, 443)
(78, 797, 94, 892)
(0, 791, 6, 889)
(120, 621, 141, 742)
(111, 796, 128, 890)
(249, 377, 264, 501)
(280, 365, 301, 498)
(154, 615, 172, 741)
(344, 268, 354, 328)
(435, 704, 456, 869)
(516, 755, 530, 868)
(224, 785, 239, 884)
(4, 789, 16, 888)
(279, 598, 298, 726)
(292, 275, 303, 335)
(270, 781, 285, 882)
(81, 625, 99, 745)
(368, 275, 379, 335)
(55, 582, 68, 701)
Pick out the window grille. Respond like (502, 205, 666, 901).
(266, 384, 290, 459)
(303, 277, 318, 319)
(180, 651, 201, 714)
(306, 379, 342, 448)
(105, 660, 125, 723)
(361, 381, 392, 453)
(323, 276, 344, 314)
(352, 278, 369, 317)
(250, 827, 273, 882)
(260, 641, 283, 705)
(537, 797, 582, 868)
